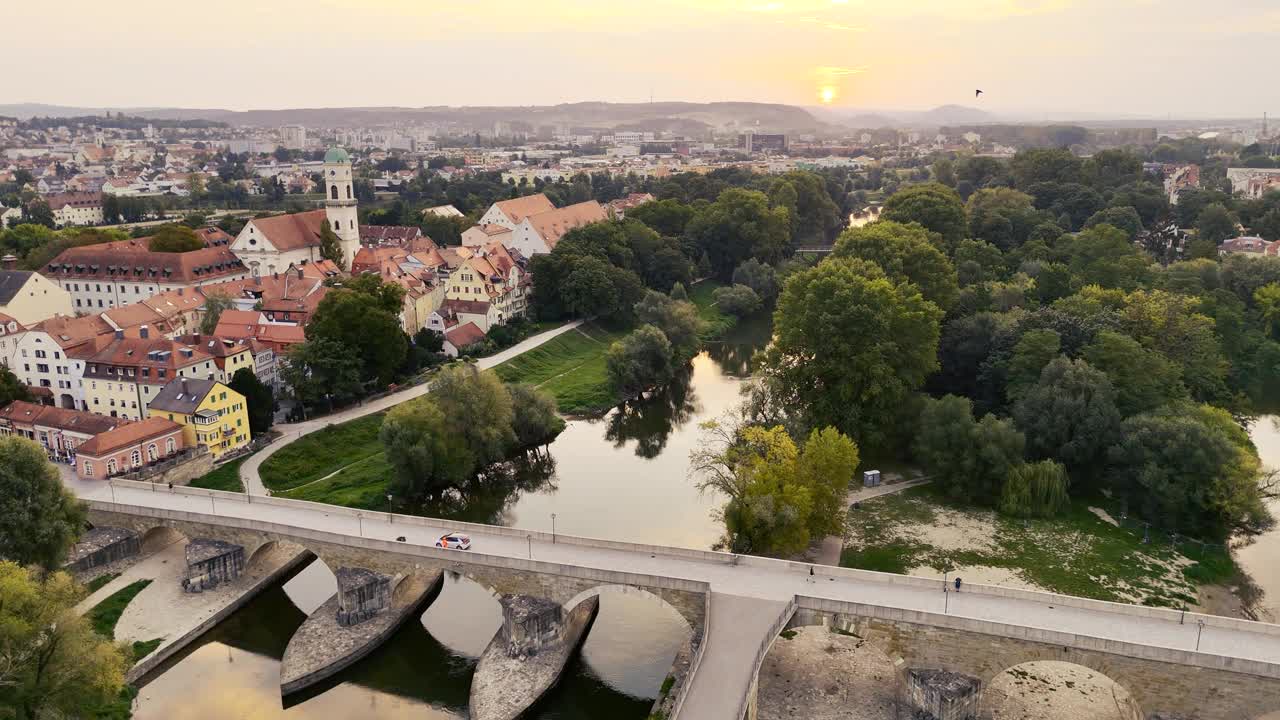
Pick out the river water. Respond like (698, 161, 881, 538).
(132, 317, 773, 719)
(1241, 416, 1280, 623)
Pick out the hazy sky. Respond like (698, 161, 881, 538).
(11, 0, 1278, 116)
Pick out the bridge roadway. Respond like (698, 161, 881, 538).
(78, 480, 1280, 719)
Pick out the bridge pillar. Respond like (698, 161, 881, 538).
(181, 538, 244, 593)
(334, 568, 392, 627)
(906, 669, 981, 720)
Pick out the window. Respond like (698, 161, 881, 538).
(330, 184, 339, 200)
(83, 460, 93, 477)
(165, 437, 176, 454)
(147, 444, 158, 461)
(346, 185, 352, 199)
(130, 449, 141, 467)
(333, 220, 340, 231)
(106, 459, 116, 475)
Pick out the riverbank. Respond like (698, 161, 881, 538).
(840, 484, 1236, 612)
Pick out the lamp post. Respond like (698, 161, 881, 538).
(943, 570, 949, 614)
(527, 534, 532, 559)
(357, 513, 363, 537)
(1196, 619, 1205, 651)
(108, 481, 116, 503)
(387, 494, 394, 523)
(551, 513, 557, 544)
(209, 493, 215, 514)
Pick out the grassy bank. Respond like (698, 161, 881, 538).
(491, 322, 626, 415)
(279, 452, 394, 509)
(840, 485, 1233, 608)
(188, 456, 248, 492)
(88, 580, 153, 638)
(259, 413, 385, 492)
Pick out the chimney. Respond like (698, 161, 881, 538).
(297, 266, 304, 279)
(1, 255, 16, 270)
(114, 329, 124, 340)
(177, 287, 184, 296)
(139, 325, 148, 339)
(180, 378, 188, 395)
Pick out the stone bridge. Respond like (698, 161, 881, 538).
(80, 482, 1280, 720)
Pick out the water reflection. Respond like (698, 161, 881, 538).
(408, 452, 560, 527)
(606, 367, 700, 459)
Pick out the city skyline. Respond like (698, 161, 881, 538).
(10, 0, 1280, 118)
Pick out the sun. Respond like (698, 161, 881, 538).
(820, 86, 836, 104)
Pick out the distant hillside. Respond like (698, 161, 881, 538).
(0, 101, 826, 134)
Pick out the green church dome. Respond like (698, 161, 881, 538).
(324, 147, 350, 163)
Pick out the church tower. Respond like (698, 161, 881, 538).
(322, 146, 360, 268)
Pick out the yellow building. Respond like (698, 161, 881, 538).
(146, 377, 250, 458)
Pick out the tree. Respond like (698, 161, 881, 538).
(318, 223, 346, 268)
(914, 394, 1025, 502)
(0, 437, 86, 570)
(429, 365, 516, 468)
(146, 224, 202, 252)
(634, 290, 703, 360)
(1011, 147, 1082, 188)
(731, 258, 780, 303)
(200, 291, 234, 335)
(507, 383, 566, 449)
(1109, 404, 1270, 538)
(775, 171, 843, 242)
(833, 220, 959, 309)
(1196, 203, 1237, 246)
(1033, 261, 1073, 304)
(881, 182, 968, 249)
(628, 198, 695, 237)
(1255, 283, 1280, 337)
(1000, 460, 1070, 519)
(0, 367, 31, 407)
(691, 422, 858, 555)
(1062, 224, 1152, 290)
(965, 187, 1043, 251)
(1084, 207, 1143, 241)
(670, 282, 689, 301)
(0, 563, 129, 720)
(380, 398, 473, 500)
(1012, 358, 1121, 477)
(607, 325, 675, 399)
(684, 188, 791, 278)
(1082, 331, 1186, 416)
(229, 368, 273, 435)
(713, 284, 762, 317)
(306, 281, 408, 386)
(1005, 329, 1062, 401)
(24, 201, 54, 229)
(761, 258, 942, 447)
(283, 337, 363, 410)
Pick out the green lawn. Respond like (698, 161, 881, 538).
(491, 322, 626, 415)
(259, 413, 386, 492)
(279, 452, 394, 510)
(840, 485, 1233, 608)
(130, 638, 163, 662)
(189, 457, 248, 493)
(88, 579, 152, 639)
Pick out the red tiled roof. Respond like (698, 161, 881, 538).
(0, 400, 124, 436)
(493, 194, 555, 223)
(247, 210, 327, 251)
(526, 201, 608, 250)
(77, 417, 182, 457)
(46, 239, 246, 284)
(445, 321, 486, 349)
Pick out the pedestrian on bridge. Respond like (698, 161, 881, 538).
(954, 577, 962, 593)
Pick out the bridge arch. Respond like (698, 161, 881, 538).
(563, 584, 694, 631)
(983, 660, 1142, 720)
(140, 525, 186, 554)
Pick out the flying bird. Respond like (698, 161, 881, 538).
(975, 89, 984, 98)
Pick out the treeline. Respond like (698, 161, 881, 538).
(752, 149, 1280, 541)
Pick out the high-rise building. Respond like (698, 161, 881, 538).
(280, 124, 307, 150)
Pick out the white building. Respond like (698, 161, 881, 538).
(507, 200, 609, 257)
(229, 147, 362, 273)
(280, 125, 307, 151)
(0, 271, 74, 326)
(44, 192, 104, 227)
(477, 194, 556, 231)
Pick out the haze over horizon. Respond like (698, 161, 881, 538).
(10, 0, 1280, 118)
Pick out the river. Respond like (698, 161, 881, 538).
(1241, 416, 1280, 623)
(132, 315, 774, 719)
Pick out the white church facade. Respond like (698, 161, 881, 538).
(230, 147, 361, 275)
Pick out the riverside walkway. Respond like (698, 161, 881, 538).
(77, 480, 1280, 720)
(239, 320, 583, 495)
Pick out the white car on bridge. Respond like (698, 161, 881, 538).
(436, 532, 471, 550)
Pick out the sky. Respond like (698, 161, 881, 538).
(9, 0, 1280, 117)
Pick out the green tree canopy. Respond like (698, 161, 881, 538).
(306, 279, 408, 386)
(1012, 357, 1121, 477)
(628, 198, 696, 237)
(634, 290, 703, 360)
(429, 365, 516, 469)
(880, 182, 968, 250)
(832, 220, 959, 309)
(1000, 460, 1070, 519)
(0, 437, 86, 570)
(507, 383, 566, 448)
(1084, 207, 1143, 241)
(229, 367, 274, 435)
(1081, 331, 1186, 416)
(712, 284, 762, 317)
(282, 337, 364, 410)
(380, 398, 473, 500)
(761, 257, 943, 447)
(732, 258, 780, 303)
(200, 291, 234, 335)
(684, 188, 791, 278)
(1196, 203, 1237, 246)
(965, 187, 1043, 251)
(146, 224, 203, 252)
(1062, 224, 1153, 290)
(914, 394, 1025, 502)
(0, 563, 129, 720)
(607, 325, 675, 399)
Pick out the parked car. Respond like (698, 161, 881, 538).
(436, 532, 471, 550)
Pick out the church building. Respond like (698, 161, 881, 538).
(229, 147, 361, 275)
